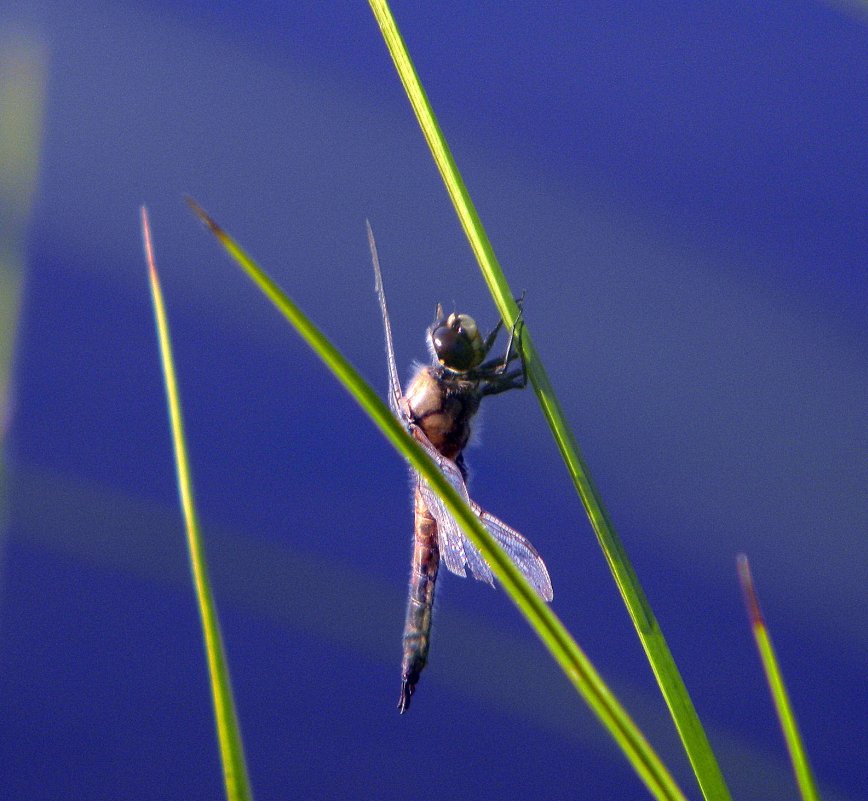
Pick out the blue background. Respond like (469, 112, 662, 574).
(1, 1, 865, 799)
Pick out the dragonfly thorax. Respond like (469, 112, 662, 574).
(405, 366, 481, 464)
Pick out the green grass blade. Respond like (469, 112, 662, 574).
(188, 198, 688, 801)
(367, 3, 731, 799)
(0, 35, 46, 613)
(141, 207, 253, 801)
(737, 555, 821, 801)
(0, 35, 45, 443)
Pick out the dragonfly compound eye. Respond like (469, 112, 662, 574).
(432, 313, 483, 372)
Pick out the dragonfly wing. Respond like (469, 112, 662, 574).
(419, 473, 552, 601)
(370, 223, 486, 581)
(368, 221, 404, 417)
(411, 429, 496, 586)
(418, 479, 466, 578)
(400, 415, 551, 600)
(371, 228, 544, 597)
(418, 479, 496, 587)
(456, 530, 497, 588)
(475, 504, 553, 602)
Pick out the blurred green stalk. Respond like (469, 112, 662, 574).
(0, 33, 46, 631)
(0, 34, 44, 440)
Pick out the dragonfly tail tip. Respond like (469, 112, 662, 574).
(397, 679, 415, 714)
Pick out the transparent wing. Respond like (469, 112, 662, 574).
(370, 219, 551, 603)
(368, 221, 403, 417)
(413, 428, 552, 602)
(406, 426, 489, 582)
(474, 505, 553, 602)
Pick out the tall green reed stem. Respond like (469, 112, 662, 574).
(366, 2, 731, 799)
(737, 556, 820, 801)
(142, 207, 253, 801)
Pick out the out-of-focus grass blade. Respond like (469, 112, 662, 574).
(141, 207, 253, 801)
(737, 555, 821, 801)
(366, 2, 730, 799)
(187, 198, 688, 801)
(0, 34, 45, 441)
(0, 33, 47, 625)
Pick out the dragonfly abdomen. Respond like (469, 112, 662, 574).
(398, 487, 441, 713)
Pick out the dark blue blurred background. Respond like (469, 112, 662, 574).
(1, 1, 865, 799)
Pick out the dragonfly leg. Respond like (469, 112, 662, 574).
(480, 306, 527, 395)
(499, 292, 526, 373)
(480, 318, 504, 357)
(480, 368, 526, 396)
(477, 294, 526, 374)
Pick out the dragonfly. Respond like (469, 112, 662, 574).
(367, 223, 553, 714)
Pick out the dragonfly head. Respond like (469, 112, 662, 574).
(429, 306, 485, 373)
